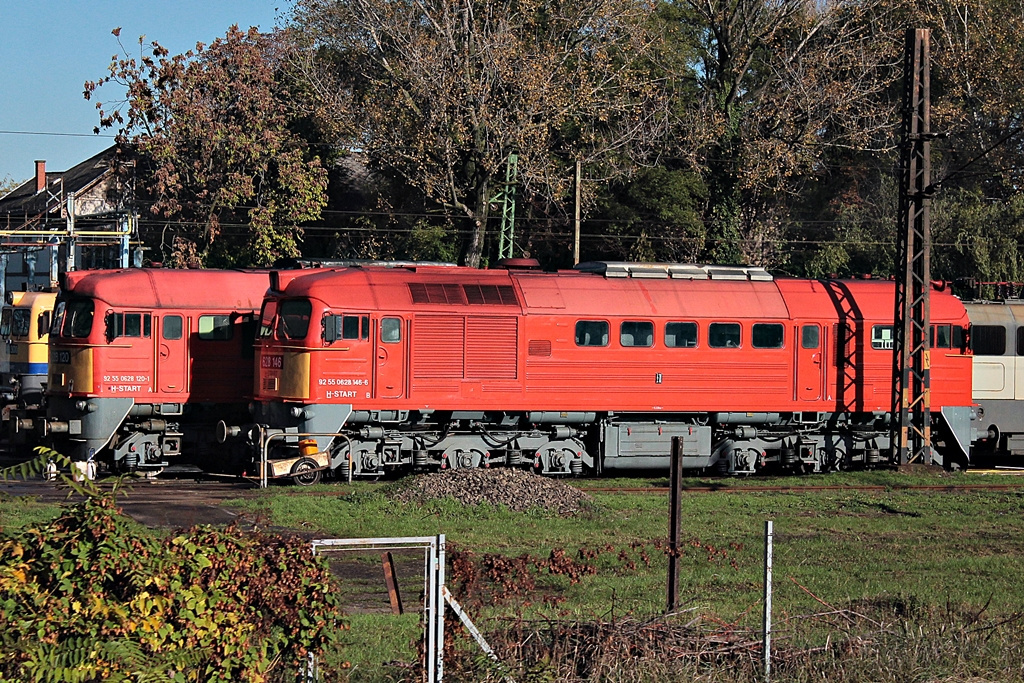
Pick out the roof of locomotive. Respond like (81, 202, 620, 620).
(271, 262, 969, 322)
(59, 268, 270, 310)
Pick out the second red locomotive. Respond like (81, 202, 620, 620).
(233, 261, 975, 481)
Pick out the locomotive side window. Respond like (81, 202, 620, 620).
(381, 317, 402, 343)
(620, 321, 653, 347)
(709, 322, 741, 348)
(575, 320, 608, 347)
(324, 314, 370, 342)
(62, 300, 94, 338)
(871, 325, 894, 350)
(37, 312, 50, 339)
(1018, 328, 1024, 356)
(801, 325, 820, 349)
(278, 299, 312, 340)
(931, 324, 952, 349)
(953, 325, 966, 351)
(0, 309, 10, 337)
(752, 323, 784, 349)
(198, 315, 233, 341)
(108, 312, 152, 339)
(163, 315, 183, 340)
(665, 322, 698, 348)
(972, 325, 1006, 355)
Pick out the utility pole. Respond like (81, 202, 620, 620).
(573, 160, 581, 264)
(892, 28, 936, 467)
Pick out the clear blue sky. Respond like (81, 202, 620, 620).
(0, 1, 282, 186)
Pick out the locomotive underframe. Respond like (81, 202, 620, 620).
(42, 397, 253, 473)
(247, 402, 975, 480)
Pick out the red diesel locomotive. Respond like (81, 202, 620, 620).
(41, 268, 270, 473)
(237, 261, 975, 482)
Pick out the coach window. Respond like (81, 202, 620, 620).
(752, 323, 784, 349)
(198, 315, 233, 341)
(665, 322, 698, 348)
(381, 317, 402, 343)
(972, 324, 1006, 355)
(709, 322, 741, 348)
(1017, 328, 1024, 356)
(801, 325, 820, 349)
(620, 321, 654, 347)
(575, 320, 609, 347)
(62, 300, 94, 338)
(163, 315, 183, 341)
(871, 325, 894, 350)
(277, 299, 312, 340)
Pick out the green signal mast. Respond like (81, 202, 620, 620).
(494, 154, 519, 260)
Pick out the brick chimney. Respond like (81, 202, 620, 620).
(34, 160, 46, 193)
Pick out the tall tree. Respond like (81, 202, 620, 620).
(289, 0, 668, 267)
(86, 26, 329, 267)
(664, 0, 904, 268)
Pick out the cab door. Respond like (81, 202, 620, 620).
(374, 316, 406, 399)
(797, 323, 825, 401)
(158, 314, 187, 393)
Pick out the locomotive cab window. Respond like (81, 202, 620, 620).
(871, 325, 894, 350)
(971, 324, 1006, 355)
(752, 323, 784, 349)
(61, 300, 94, 338)
(1017, 328, 1024, 356)
(277, 299, 312, 340)
(709, 322, 741, 348)
(620, 321, 653, 347)
(575, 320, 609, 347)
(37, 311, 50, 339)
(198, 315, 233, 341)
(665, 322, 698, 348)
(0, 309, 10, 337)
(106, 312, 152, 341)
(258, 300, 277, 338)
(323, 314, 370, 343)
(381, 317, 402, 343)
(11, 309, 31, 338)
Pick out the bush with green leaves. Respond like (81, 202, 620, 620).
(0, 477, 344, 682)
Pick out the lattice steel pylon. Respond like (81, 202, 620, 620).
(892, 28, 936, 466)
(494, 154, 519, 260)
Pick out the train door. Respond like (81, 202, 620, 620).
(374, 316, 406, 399)
(158, 314, 187, 393)
(797, 323, 824, 401)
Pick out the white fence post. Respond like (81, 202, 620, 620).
(763, 520, 774, 683)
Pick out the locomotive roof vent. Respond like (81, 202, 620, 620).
(574, 261, 773, 282)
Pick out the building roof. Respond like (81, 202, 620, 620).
(0, 146, 121, 219)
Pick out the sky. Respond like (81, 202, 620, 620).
(0, 1, 283, 187)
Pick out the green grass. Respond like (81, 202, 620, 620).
(5, 469, 1024, 681)
(223, 471, 1024, 680)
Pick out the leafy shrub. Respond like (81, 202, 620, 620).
(0, 493, 344, 682)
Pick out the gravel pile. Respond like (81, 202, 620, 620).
(391, 467, 594, 516)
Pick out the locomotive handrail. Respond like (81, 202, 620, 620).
(257, 427, 352, 488)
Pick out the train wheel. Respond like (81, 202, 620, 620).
(291, 458, 322, 486)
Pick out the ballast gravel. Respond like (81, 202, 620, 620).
(390, 467, 594, 516)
